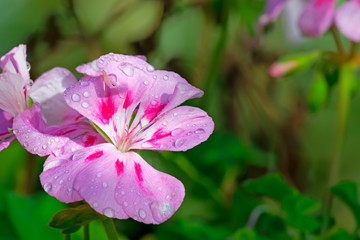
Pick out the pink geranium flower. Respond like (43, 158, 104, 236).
(335, 0, 360, 42)
(22, 53, 214, 224)
(298, 0, 336, 38)
(0, 45, 86, 152)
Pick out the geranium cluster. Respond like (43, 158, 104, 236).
(0, 45, 214, 224)
(260, 0, 360, 41)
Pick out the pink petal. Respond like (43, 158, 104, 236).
(298, 0, 335, 38)
(0, 110, 14, 151)
(0, 72, 27, 116)
(71, 54, 204, 147)
(40, 143, 185, 224)
(63, 76, 128, 145)
(259, 0, 288, 26)
(0, 44, 30, 85)
(130, 106, 214, 151)
(30, 67, 78, 126)
(13, 103, 99, 156)
(335, 0, 360, 42)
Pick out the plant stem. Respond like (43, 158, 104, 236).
(25, 152, 37, 195)
(330, 26, 345, 58)
(102, 218, 118, 240)
(83, 224, 90, 240)
(349, 41, 357, 59)
(64, 234, 71, 240)
(321, 66, 351, 233)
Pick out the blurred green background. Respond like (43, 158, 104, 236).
(1, 0, 360, 239)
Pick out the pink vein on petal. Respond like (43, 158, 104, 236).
(115, 159, 124, 176)
(85, 150, 104, 162)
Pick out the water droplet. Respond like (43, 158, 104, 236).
(13, 129, 18, 135)
(67, 188, 72, 192)
(123, 202, 128, 207)
(150, 201, 174, 223)
(173, 138, 186, 148)
(81, 81, 89, 86)
(97, 173, 102, 178)
(186, 132, 193, 136)
(93, 202, 99, 208)
(162, 121, 168, 126)
(71, 93, 81, 102)
(25, 135, 29, 139)
(33, 146, 38, 152)
(139, 209, 147, 219)
(55, 137, 59, 142)
(121, 191, 125, 195)
(119, 63, 134, 76)
(42, 145, 47, 150)
(163, 75, 169, 81)
(44, 183, 52, 192)
(143, 80, 149, 85)
(83, 91, 90, 97)
(173, 112, 178, 117)
(151, 100, 157, 105)
(54, 175, 58, 180)
(26, 62, 31, 71)
(195, 128, 205, 134)
(59, 179, 64, 184)
(173, 73, 179, 78)
(147, 65, 155, 72)
(102, 182, 108, 188)
(103, 208, 115, 218)
(153, 75, 157, 79)
(72, 151, 85, 160)
(171, 128, 184, 137)
(82, 102, 89, 108)
(29, 79, 34, 86)
(24, 142, 29, 147)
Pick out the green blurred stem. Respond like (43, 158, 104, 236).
(25, 152, 37, 195)
(64, 234, 71, 240)
(322, 68, 351, 233)
(102, 218, 118, 240)
(349, 42, 357, 59)
(83, 224, 90, 240)
(330, 26, 345, 57)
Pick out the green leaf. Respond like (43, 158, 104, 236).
(6, 192, 65, 240)
(269, 51, 321, 78)
(255, 212, 290, 240)
(307, 73, 329, 113)
(331, 181, 360, 228)
(281, 194, 321, 232)
(49, 204, 101, 232)
(231, 228, 266, 240)
(244, 173, 296, 202)
(317, 226, 354, 240)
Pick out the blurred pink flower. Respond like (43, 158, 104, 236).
(298, 0, 336, 38)
(259, 0, 288, 26)
(260, 0, 336, 38)
(335, 0, 360, 42)
(0, 45, 80, 152)
(37, 53, 214, 224)
(269, 60, 298, 77)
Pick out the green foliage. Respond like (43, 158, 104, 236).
(307, 72, 328, 113)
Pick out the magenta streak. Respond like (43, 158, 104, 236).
(115, 159, 124, 176)
(0, 132, 9, 137)
(123, 91, 133, 109)
(58, 129, 76, 136)
(85, 150, 103, 162)
(99, 97, 115, 125)
(134, 162, 143, 182)
(84, 135, 96, 147)
(144, 104, 165, 122)
(146, 129, 171, 145)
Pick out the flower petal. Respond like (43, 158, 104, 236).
(40, 143, 185, 224)
(298, 0, 335, 38)
(0, 110, 14, 151)
(335, 0, 360, 42)
(0, 72, 27, 116)
(13, 103, 98, 156)
(63, 76, 128, 145)
(72, 54, 203, 146)
(30, 67, 78, 126)
(0, 44, 30, 85)
(130, 106, 214, 151)
(259, 0, 288, 26)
